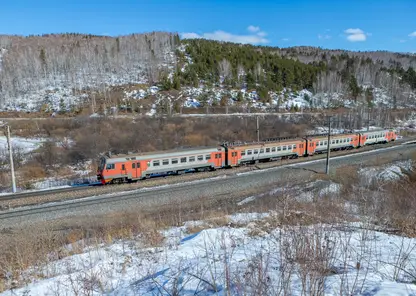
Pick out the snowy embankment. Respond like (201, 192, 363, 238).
(2, 214, 416, 296)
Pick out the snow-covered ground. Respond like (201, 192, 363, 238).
(0, 136, 44, 153)
(358, 160, 414, 185)
(2, 215, 416, 296)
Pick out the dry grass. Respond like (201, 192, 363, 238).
(19, 161, 47, 180)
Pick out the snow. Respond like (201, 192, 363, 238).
(0, 136, 44, 153)
(358, 160, 414, 185)
(396, 112, 416, 132)
(3, 217, 416, 296)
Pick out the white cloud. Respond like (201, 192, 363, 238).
(409, 31, 416, 37)
(181, 32, 201, 39)
(318, 34, 331, 40)
(281, 38, 290, 42)
(247, 25, 260, 33)
(181, 26, 269, 45)
(400, 39, 407, 43)
(344, 28, 364, 35)
(344, 28, 368, 42)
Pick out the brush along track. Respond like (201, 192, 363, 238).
(0, 138, 414, 210)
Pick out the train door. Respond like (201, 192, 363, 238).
(308, 141, 316, 155)
(132, 162, 141, 179)
(121, 163, 127, 177)
(298, 142, 306, 156)
(229, 150, 238, 166)
(212, 152, 223, 168)
(359, 134, 366, 147)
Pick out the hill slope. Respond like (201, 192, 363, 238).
(0, 33, 415, 114)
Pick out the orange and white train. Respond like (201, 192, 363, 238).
(97, 129, 398, 184)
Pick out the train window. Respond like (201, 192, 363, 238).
(218, 153, 222, 158)
(132, 163, 136, 169)
(106, 164, 115, 170)
(247, 150, 252, 155)
(205, 155, 211, 160)
(198, 155, 203, 161)
(277, 147, 281, 151)
(266, 148, 270, 153)
(241, 151, 246, 156)
(293, 144, 297, 149)
(189, 156, 195, 162)
(283, 146, 287, 151)
(260, 149, 264, 153)
(181, 157, 187, 163)
(162, 159, 169, 165)
(121, 164, 125, 170)
(137, 162, 140, 168)
(172, 158, 178, 164)
(324, 141, 327, 145)
(153, 160, 160, 167)
(272, 147, 276, 152)
(254, 149, 259, 154)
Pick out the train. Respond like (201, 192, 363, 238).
(96, 129, 398, 185)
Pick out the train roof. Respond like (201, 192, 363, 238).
(307, 129, 395, 140)
(223, 137, 305, 148)
(103, 145, 223, 161)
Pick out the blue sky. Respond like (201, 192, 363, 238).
(1, 0, 415, 53)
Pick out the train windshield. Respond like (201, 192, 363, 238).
(98, 157, 106, 171)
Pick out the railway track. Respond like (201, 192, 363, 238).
(0, 184, 99, 202)
(0, 136, 415, 204)
(1, 142, 416, 228)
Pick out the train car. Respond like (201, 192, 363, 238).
(358, 129, 397, 146)
(306, 133, 359, 155)
(97, 146, 225, 184)
(222, 138, 307, 166)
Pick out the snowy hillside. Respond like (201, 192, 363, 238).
(0, 33, 178, 113)
(0, 34, 415, 114)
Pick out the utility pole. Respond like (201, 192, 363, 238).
(5, 125, 17, 193)
(256, 116, 260, 142)
(325, 116, 332, 175)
